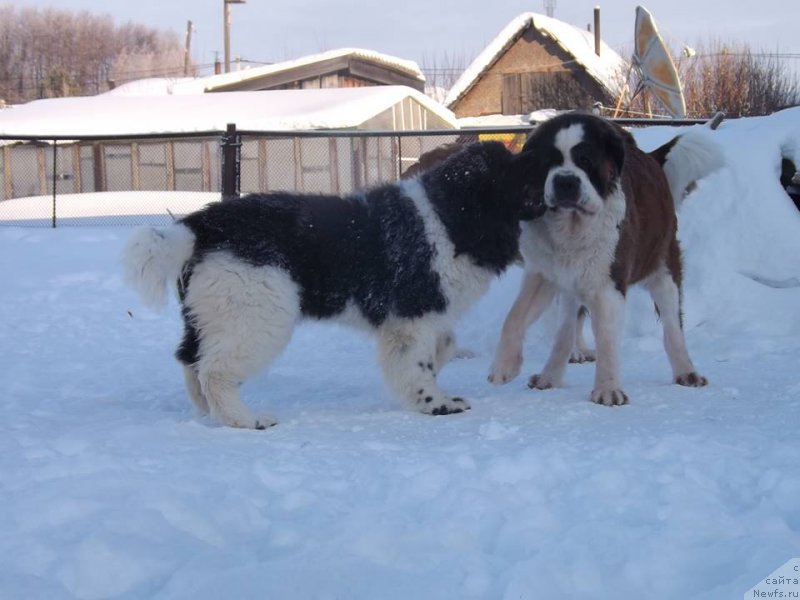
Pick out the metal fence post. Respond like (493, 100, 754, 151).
(51, 140, 57, 228)
(220, 123, 241, 200)
(397, 134, 402, 179)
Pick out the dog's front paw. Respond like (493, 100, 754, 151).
(590, 388, 629, 406)
(675, 372, 708, 387)
(253, 415, 279, 430)
(420, 396, 471, 416)
(488, 353, 522, 384)
(221, 413, 279, 430)
(569, 348, 596, 364)
(527, 373, 558, 390)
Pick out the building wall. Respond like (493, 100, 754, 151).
(0, 102, 454, 202)
(275, 74, 373, 90)
(451, 26, 610, 118)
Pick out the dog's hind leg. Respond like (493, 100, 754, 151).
(644, 260, 708, 388)
(182, 365, 209, 415)
(188, 258, 300, 429)
(488, 272, 556, 384)
(378, 321, 469, 416)
(529, 294, 581, 389)
(569, 306, 596, 363)
(175, 311, 210, 415)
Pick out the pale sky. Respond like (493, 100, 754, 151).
(7, 0, 799, 76)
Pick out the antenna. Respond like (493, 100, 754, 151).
(630, 5, 686, 117)
(544, 0, 556, 18)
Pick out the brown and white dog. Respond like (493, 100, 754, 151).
(488, 113, 724, 405)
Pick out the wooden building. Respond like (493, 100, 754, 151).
(203, 48, 426, 93)
(445, 12, 628, 118)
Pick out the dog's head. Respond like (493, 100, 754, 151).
(418, 141, 547, 272)
(421, 141, 547, 222)
(521, 113, 625, 216)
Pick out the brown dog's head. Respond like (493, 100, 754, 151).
(521, 113, 625, 216)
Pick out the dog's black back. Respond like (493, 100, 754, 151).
(180, 141, 535, 328)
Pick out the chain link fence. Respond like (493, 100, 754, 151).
(0, 127, 537, 227)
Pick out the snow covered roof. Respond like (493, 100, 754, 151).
(445, 12, 629, 108)
(0, 86, 456, 138)
(457, 109, 561, 129)
(105, 77, 207, 97)
(107, 48, 425, 99)
(204, 48, 425, 92)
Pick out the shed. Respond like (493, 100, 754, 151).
(445, 12, 628, 117)
(0, 86, 457, 200)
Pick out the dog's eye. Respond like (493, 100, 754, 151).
(575, 153, 592, 170)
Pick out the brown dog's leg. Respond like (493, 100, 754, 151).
(644, 260, 708, 388)
(586, 285, 629, 406)
(488, 272, 556, 384)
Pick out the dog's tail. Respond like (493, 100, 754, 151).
(122, 224, 195, 311)
(649, 128, 725, 206)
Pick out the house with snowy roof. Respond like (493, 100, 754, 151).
(445, 12, 628, 118)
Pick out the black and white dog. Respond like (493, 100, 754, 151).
(489, 113, 724, 405)
(124, 142, 543, 429)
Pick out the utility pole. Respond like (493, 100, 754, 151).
(223, 0, 247, 74)
(184, 20, 193, 76)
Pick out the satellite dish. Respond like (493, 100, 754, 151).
(631, 5, 686, 118)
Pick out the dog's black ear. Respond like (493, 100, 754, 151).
(430, 141, 512, 187)
(509, 150, 548, 220)
(467, 140, 514, 174)
(604, 126, 626, 176)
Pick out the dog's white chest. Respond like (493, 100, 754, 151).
(520, 208, 622, 296)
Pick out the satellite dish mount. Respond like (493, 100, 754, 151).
(615, 5, 686, 118)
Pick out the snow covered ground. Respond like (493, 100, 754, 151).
(1, 110, 800, 599)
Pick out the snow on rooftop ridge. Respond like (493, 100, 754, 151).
(0, 86, 456, 137)
(457, 109, 561, 129)
(445, 12, 629, 108)
(105, 77, 207, 97)
(104, 49, 425, 98)
(203, 47, 426, 91)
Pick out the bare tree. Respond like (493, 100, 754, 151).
(617, 39, 800, 118)
(0, 5, 190, 103)
(694, 42, 800, 115)
(420, 50, 469, 102)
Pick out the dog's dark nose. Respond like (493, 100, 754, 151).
(552, 174, 581, 206)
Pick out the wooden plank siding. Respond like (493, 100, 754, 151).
(452, 26, 614, 117)
(501, 71, 596, 114)
(207, 56, 424, 93)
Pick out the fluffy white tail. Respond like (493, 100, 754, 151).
(656, 129, 726, 206)
(122, 224, 195, 311)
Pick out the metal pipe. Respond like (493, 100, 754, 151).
(594, 7, 601, 56)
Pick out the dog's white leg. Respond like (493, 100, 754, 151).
(434, 329, 457, 373)
(585, 285, 629, 406)
(182, 364, 209, 415)
(378, 321, 469, 416)
(569, 307, 596, 363)
(529, 294, 580, 389)
(197, 371, 277, 429)
(188, 259, 300, 429)
(488, 272, 556, 384)
(645, 268, 708, 387)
